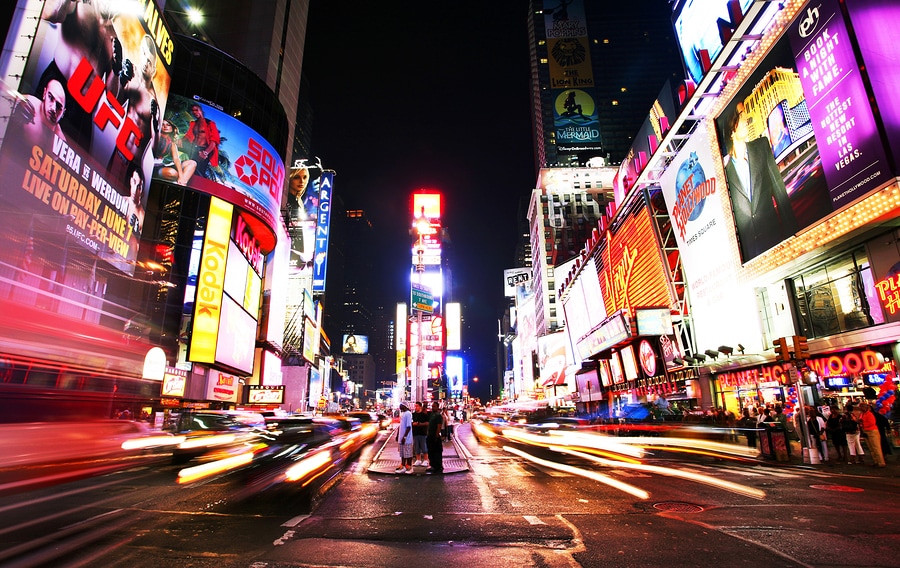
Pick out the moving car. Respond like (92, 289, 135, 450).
(168, 410, 267, 465)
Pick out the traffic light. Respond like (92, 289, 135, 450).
(773, 337, 791, 362)
(792, 335, 810, 361)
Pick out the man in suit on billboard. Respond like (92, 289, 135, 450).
(723, 102, 798, 261)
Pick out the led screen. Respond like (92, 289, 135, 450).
(156, 95, 283, 243)
(215, 294, 256, 375)
(674, 0, 755, 84)
(342, 334, 369, 355)
(715, 30, 889, 262)
(0, 2, 175, 373)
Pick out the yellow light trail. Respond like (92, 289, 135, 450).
(503, 445, 650, 500)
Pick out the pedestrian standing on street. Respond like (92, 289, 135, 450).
(807, 406, 828, 463)
(395, 402, 414, 474)
(844, 406, 865, 464)
(873, 406, 893, 457)
(825, 405, 848, 464)
(858, 402, 886, 468)
(739, 408, 758, 449)
(442, 405, 452, 441)
(411, 402, 429, 467)
(426, 401, 444, 475)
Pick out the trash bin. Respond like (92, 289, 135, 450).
(759, 427, 774, 460)
(769, 427, 790, 462)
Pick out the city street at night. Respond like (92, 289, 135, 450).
(1, 422, 897, 567)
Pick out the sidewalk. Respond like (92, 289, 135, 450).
(777, 437, 899, 475)
(368, 426, 470, 475)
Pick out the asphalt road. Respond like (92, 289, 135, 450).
(0, 423, 897, 567)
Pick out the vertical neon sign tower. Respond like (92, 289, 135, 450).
(409, 192, 443, 402)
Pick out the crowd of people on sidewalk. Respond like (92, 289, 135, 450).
(735, 397, 894, 467)
(393, 402, 466, 475)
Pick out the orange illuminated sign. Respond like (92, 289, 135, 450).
(598, 205, 674, 317)
(189, 197, 233, 363)
(413, 192, 442, 219)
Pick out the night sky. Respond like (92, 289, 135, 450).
(302, 2, 537, 401)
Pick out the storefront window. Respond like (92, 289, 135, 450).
(792, 248, 878, 339)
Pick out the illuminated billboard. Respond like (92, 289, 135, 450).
(286, 163, 314, 275)
(188, 197, 262, 375)
(445, 355, 463, 397)
(846, 0, 900, 168)
(786, 0, 891, 209)
(673, 0, 755, 84)
(596, 205, 675, 318)
(0, 0, 175, 344)
(542, 0, 601, 152)
(658, 128, 761, 352)
(248, 385, 285, 405)
(312, 171, 334, 293)
(537, 331, 568, 387)
(189, 198, 232, 365)
(342, 334, 369, 355)
(445, 302, 461, 351)
(714, 33, 889, 262)
(413, 192, 442, 219)
(157, 94, 283, 245)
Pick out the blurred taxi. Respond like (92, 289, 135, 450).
(168, 410, 267, 465)
(327, 415, 376, 454)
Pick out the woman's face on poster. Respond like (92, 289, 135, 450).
(290, 167, 310, 197)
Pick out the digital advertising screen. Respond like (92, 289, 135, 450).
(715, 27, 890, 263)
(286, 160, 322, 277)
(846, 0, 900, 169)
(596, 205, 675, 318)
(0, 2, 175, 372)
(673, 0, 756, 84)
(658, 128, 762, 352)
(0, 1, 174, 272)
(342, 334, 369, 355)
(157, 94, 282, 248)
(311, 171, 334, 293)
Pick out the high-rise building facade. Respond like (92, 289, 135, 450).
(526, 167, 616, 337)
(526, 1, 683, 170)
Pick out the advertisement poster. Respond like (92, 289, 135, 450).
(0, 2, 174, 275)
(673, 0, 755, 84)
(286, 159, 323, 276)
(845, 0, 900, 169)
(658, 128, 761, 351)
(312, 171, 333, 293)
(207, 369, 239, 403)
(0, 2, 174, 371)
(787, 0, 890, 209)
(714, 39, 832, 262)
(157, 94, 283, 236)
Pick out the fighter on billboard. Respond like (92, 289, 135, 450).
(0, 0, 174, 278)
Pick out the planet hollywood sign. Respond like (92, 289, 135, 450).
(716, 349, 886, 388)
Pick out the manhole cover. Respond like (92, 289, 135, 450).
(653, 502, 704, 513)
(809, 484, 864, 492)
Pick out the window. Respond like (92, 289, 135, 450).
(791, 248, 878, 339)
